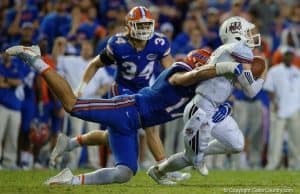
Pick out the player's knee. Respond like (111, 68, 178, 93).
(64, 98, 76, 113)
(231, 136, 244, 153)
(114, 165, 133, 183)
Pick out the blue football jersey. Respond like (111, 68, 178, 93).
(135, 62, 195, 127)
(105, 32, 170, 92)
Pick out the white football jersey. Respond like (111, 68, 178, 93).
(194, 42, 253, 107)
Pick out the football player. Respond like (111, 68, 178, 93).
(147, 16, 268, 185)
(6, 45, 244, 185)
(74, 6, 179, 179)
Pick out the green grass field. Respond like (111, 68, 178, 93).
(0, 170, 299, 194)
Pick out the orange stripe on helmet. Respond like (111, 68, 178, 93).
(184, 49, 212, 69)
(126, 6, 153, 21)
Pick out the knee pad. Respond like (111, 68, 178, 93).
(229, 131, 245, 153)
(114, 165, 133, 183)
(232, 134, 245, 153)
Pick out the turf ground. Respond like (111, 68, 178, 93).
(0, 170, 299, 194)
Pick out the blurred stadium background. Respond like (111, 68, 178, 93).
(0, 0, 300, 192)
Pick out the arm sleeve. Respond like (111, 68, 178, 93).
(237, 70, 264, 98)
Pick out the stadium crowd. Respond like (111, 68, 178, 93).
(0, 0, 300, 171)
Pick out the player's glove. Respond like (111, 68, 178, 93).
(212, 102, 232, 123)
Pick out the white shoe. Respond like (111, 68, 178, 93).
(5, 45, 41, 65)
(44, 168, 73, 185)
(197, 162, 209, 176)
(147, 166, 177, 185)
(50, 133, 70, 167)
(166, 171, 191, 182)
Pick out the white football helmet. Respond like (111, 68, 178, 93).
(219, 16, 261, 48)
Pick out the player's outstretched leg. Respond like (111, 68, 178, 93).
(50, 131, 109, 167)
(5, 45, 76, 112)
(44, 165, 133, 185)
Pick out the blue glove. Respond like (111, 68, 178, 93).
(212, 102, 232, 123)
(234, 63, 243, 76)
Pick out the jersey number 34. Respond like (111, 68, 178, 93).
(121, 61, 155, 80)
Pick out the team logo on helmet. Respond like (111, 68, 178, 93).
(228, 21, 242, 34)
(184, 49, 211, 68)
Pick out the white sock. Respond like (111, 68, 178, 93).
(72, 165, 132, 185)
(158, 152, 190, 175)
(67, 136, 82, 151)
(71, 175, 83, 185)
(33, 58, 50, 73)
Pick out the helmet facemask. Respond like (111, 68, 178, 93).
(128, 20, 155, 41)
(244, 27, 261, 48)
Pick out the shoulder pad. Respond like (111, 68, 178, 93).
(154, 32, 166, 38)
(151, 33, 171, 57)
(229, 42, 253, 63)
(106, 35, 129, 56)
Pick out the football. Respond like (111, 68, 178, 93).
(251, 56, 266, 78)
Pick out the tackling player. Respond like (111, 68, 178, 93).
(74, 6, 178, 178)
(6, 45, 244, 185)
(147, 16, 268, 185)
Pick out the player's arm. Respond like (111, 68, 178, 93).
(160, 54, 174, 68)
(75, 49, 114, 96)
(169, 62, 242, 87)
(236, 63, 266, 98)
(159, 34, 174, 69)
(169, 64, 216, 86)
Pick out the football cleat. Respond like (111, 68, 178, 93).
(44, 168, 73, 185)
(196, 162, 209, 176)
(166, 171, 191, 182)
(5, 45, 41, 65)
(147, 166, 177, 185)
(50, 133, 70, 167)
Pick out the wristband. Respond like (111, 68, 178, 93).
(215, 62, 240, 75)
